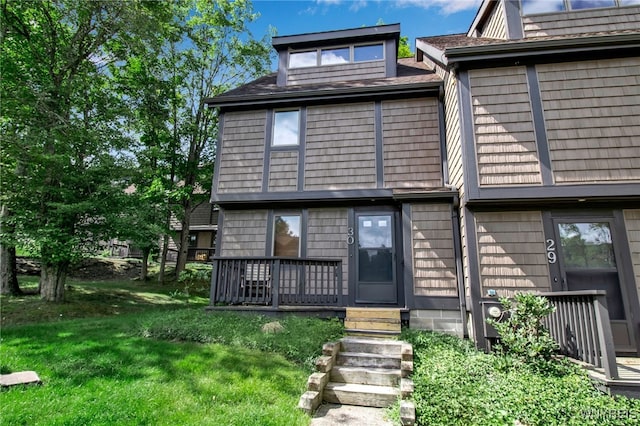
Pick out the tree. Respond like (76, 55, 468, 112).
(398, 35, 413, 58)
(169, 0, 273, 277)
(0, 0, 172, 301)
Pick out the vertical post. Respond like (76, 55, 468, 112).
(272, 259, 280, 308)
(593, 293, 619, 380)
(336, 261, 343, 307)
(209, 258, 219, 305)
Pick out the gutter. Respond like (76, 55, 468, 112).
(446, 32, 640, 65)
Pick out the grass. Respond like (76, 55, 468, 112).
(1, 275, 344, 426)
(401, 329, 640, 426)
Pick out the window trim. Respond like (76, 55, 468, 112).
(271, 109, 300, 147)
(288, 42, 385, 69)
(272, 213, 302, 258)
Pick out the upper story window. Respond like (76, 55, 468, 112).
(289, 43, 384, 69)
(321, 47, 349, 65)
(272, 110, 300, 146)
(521, 0, 626, 14)
(354, 44, 384, 62)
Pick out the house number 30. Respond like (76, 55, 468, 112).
(346, 227, 354, 245)
(546, 239, 557, 264)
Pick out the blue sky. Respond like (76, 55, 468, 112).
(249, 0, 482, 60)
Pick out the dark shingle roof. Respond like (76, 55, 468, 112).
(206, 57, 441, 107)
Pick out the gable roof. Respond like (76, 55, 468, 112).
(205, 57, 442, 109)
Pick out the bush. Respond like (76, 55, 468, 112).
(488, 292, 558, 363)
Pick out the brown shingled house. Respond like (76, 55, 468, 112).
(206, 0, 640, 392)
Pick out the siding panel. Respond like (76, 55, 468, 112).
(382, 98, 442, 189)
(220, 210, 267, 256)
(481, 0, 507, 39)
(538, 58, 640, 184)
(268, 151, 298, 192)
(469, 67, 542, 186)
(217, 111, 266, 193)
(307, 208, 349, 295)
(523, 6, 640, 37)
(624, 209, 640, 309)
(288, 62, 385, 85)
(412, 204, 457, 297)
(475, 211, 550, 297)
(305, 103, 376, 190)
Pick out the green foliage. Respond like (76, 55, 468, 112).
(137, 310, 344, 369)
(402, 330, 640, 426)
(398, 35, 413, 58)
(0, 312, 311, 425)
(488, 293, 559, 363)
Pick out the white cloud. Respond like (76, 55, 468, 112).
(315, 0, 481, 16)
(395, 0, 482, 15)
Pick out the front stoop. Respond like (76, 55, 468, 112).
(299, 337, 416, 426)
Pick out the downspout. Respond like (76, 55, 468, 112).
(439, 80, 469, 339)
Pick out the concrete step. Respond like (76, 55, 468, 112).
(324, 382, 400, 408)
(337, 352, 401, 369)
(340, 337, 403, 356)
(331, 365, 401, 387)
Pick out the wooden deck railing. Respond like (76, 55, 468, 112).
(540, 290, 618, 380)
(210, 257, 343, 307)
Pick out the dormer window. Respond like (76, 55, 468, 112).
(321, 47, 349, 65)
(289, 43, 384, 69)
(272, 110, 300, 146)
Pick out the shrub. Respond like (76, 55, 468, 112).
(488, 293, 558, 363)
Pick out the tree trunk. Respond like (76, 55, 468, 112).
(158, 234, 169, 284)
(140, 247, 150, 281)
(0, 245, 21, 296)
(0, 204, 21, 295)
(175, 199, 192, 278)
(40, 262, 68, 302)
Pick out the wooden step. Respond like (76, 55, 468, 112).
(344, 319, 401, 331)
(331, 366, 401, 387)
(337, 352, 401, 369)
(346, 307, 401, 320)
(344, 328, 401, 338)
(324, 382, 400, 408)
(340, 337, 402, 356)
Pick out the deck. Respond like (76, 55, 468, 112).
(579, 357, 640, 398)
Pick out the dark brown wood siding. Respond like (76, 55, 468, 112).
(538, 58, 640, 184)
(411, 203, 457, 297)
(382, 98, 442, 189)
(304, 103, 376, 190)
(217, 111, 266, 193)
(475, 211, 550, 297)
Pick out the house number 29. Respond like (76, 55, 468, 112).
(346, 227, 354, 245)
(546, 239, 557, 264)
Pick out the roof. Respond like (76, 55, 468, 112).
(205, 57, 442, 108)
(272, 23, 400, 51)
(418, 30, 640, 67)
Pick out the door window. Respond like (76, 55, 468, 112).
(357, 215, 393, 282)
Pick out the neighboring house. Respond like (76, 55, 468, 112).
(206, 0, 640, 356)
(416, 0, 640, 355)
(168, 201, 218, 262)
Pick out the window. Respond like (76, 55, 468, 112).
(188, 232, 198, 248)
(354, 44, 384, 62)
(273, 215, 300, 257)
(521, 0, 565, 14)
(289, 51, 317, 68)
(321, 47, 350, 65)
(272, 110, 300, 146)
(570, 0, 615, 9)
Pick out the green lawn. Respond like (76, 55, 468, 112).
(1, 276, 344, 426)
